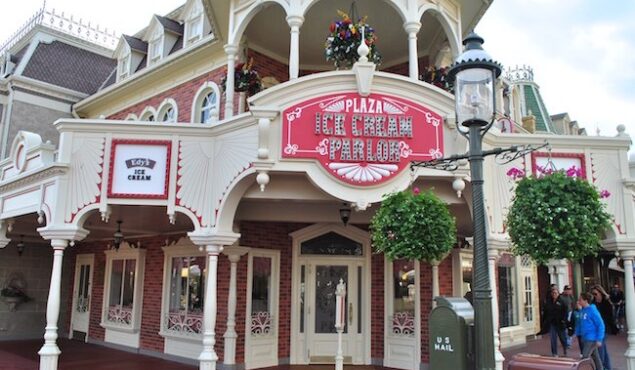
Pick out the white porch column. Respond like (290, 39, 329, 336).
(224, 44, 238, 119)
(403, 21, 421, 79)
(431, 260, 440, 308)
(487, 245, 504, 370)
(621, 250, 635, 369)
(222, 247, 249, 365)
(38, 239, 68, 370)
(286, 15, 304, 80)
(547, 259, 569, 289)
(199, 244, 223, 370)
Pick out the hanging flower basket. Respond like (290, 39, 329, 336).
(370, 188, 456, 261)
(420, 66, 453, 93)
(220, 58, 263, 96)
(325, 10, 382, 69)
(506, 167, 612, 264)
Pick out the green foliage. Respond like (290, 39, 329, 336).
(370, 189, 456, 261)
(506, 171, 612, 264)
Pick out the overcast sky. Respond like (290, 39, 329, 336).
(0, 0, 632, 151)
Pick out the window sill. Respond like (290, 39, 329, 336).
(159, 329, 203, 342)
(100, 321, 139, 334)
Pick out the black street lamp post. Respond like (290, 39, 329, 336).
(412, 32, 548, 370)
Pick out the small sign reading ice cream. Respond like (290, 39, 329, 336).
(108, 140, 171, 199)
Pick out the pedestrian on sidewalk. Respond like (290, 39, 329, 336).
(592, 285, 615, 369)
(541, 287, 568, 357)
(560, 285, 575, 348)
(575, 292, 604, 370)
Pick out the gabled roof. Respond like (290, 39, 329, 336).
(22, 41, 116, 94)
(550, 113, 568, 121)
(123, 35, 148, 53)
(156, 15, 183, 35)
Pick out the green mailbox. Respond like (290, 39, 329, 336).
(429, 297, 474, 370)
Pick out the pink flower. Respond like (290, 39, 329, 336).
(566, 166, 582, 178)
(413, 187, 420, 195)
(600, 190, 611, 199)
(506, 167, 525, 180)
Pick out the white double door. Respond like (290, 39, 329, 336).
(298, 258, 366, 364)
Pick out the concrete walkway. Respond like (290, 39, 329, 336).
(502, 332, 628, 369)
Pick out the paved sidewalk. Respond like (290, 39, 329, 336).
(502, 332, 628, 369)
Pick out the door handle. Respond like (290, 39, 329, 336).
(348, 303, 353, 326)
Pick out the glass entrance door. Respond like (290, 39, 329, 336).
(305, 261, 363, 364)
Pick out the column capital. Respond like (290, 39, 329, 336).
(222, 246, 250, 261)
(618, 249, 635, 260)
(224, 43, 239, 55)
(38, 225, 89, 243)
(403, 21, 421, 34)
(188, 230, 240, 250)
(286, 15, 305, 28)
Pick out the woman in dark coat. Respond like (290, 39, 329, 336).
(592, 285, 615, 369)
(542, 287, 568, 357)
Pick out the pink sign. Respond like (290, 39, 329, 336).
(282, 92, 444, 185)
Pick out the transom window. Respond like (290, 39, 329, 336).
(161, 107, 176, 122)
(158, 99, 178, 123)
(300, 232, 362, 256)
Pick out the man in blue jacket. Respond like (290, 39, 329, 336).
(575, 292, 605, 369)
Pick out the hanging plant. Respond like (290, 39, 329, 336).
(324, 10, 382, 69)
(220, 58, 263, 96)
(370, 188, 456, 261)
(506, 166, 612, 264)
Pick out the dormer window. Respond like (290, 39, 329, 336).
(185, 14, 203, 45)
(118, 53, 131, 80)
(149, 36, 163, 65)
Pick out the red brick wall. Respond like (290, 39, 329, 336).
(371, 253, 385, 358)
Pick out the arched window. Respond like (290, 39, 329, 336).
(157, 98, 178, 123)
(125, 113, 138, 121)
(139, 107, 157, 122)
(191, 82, 220, 124)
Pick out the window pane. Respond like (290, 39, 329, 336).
(122, 259, 136, 307)
(498, 265, 518, 327)
(188, 257, 205, 312)
(524, 276, 533, 322)
(170, 257, 187, 312)
(300, 265, 305, 333)
(251, 257, 272, 314)
(314, 265, 347, 334)
(109, 259, 123, 306)
(391, 260, 415, 336)
(201, 91, 217, 123)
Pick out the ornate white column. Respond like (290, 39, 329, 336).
(222, 247, 249, 365)
(487, 244, 504, 370)
(224, 44, 238, 119)
(403, 21, 421, 79)
(621, 250, 635, 369)
(190, 231, 240, 370)
(199, 244, 223, 370)
(38, 239, 68, 370)
(431, 260, 440, 308)
(286, 15, 304, 80)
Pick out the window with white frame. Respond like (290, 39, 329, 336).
(101, 247, 145, 332)
(158, 99, 178, 123)
(149, 36, 163, 64)
(161, 242, 206, 338)
(191, 82, 220, 124)
(118, 52, 131, 80)
(389, 259, 416, 337)
(248, 251, 279, 336)
(140, 107, 156, 122)
(185, 13, 203, 45)
(498, 253, 518, 328)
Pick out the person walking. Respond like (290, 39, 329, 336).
(609, 283, 625, 331)
(560, 285, 575, 348)
(575, 292, 604, 370)
(592, 285, 615, 369)
(542, 287, 568, 357)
